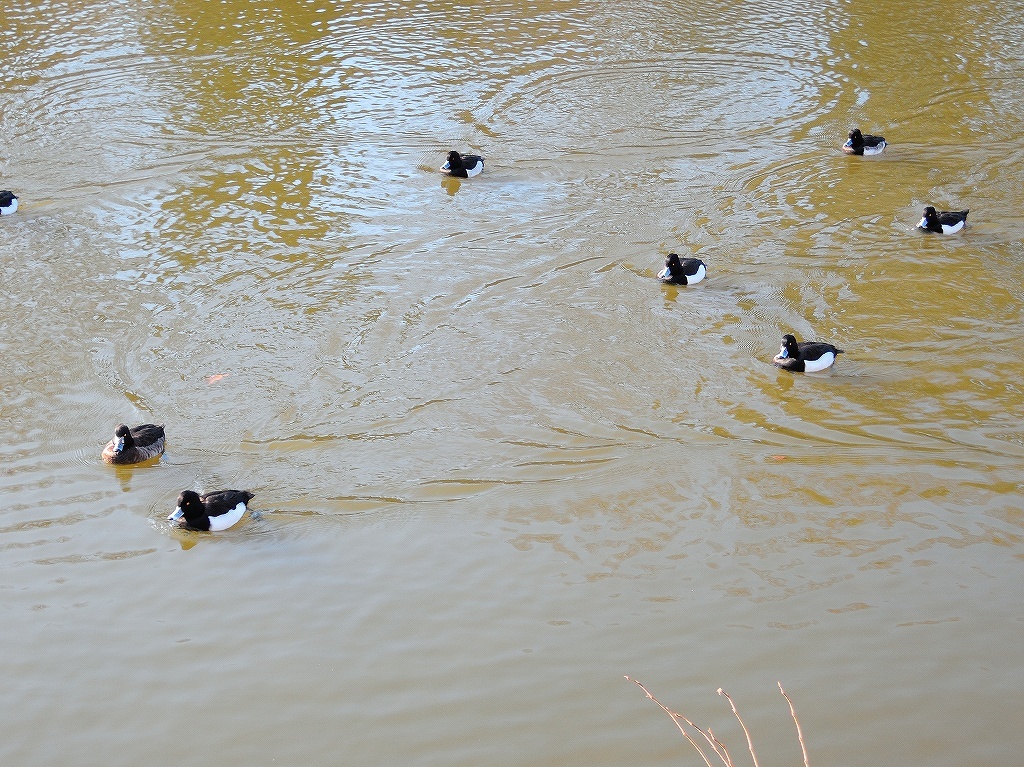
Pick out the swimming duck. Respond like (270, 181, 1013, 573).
(917, 206, 968, 234)
(168, 489, 254, 532)
(102, 423, 166, 464)
(440, 150, 484, 178)
(773, 333, 844, 373)
(657, 253, 707, 285)
(842, 128, 886, 156)
(0, 191, 18, 215)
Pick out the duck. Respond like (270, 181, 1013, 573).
(842, 128, 886, 156)
(101, 423, 166, 464)
(657, 253, 707, 285)
(168, 489, 254, 532)
(440, 150, 484, 178)
(773, 333, 844, 373)
(0, 190, 18, 215)
(916, 206, 968, 234)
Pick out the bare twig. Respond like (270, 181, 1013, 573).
(718, 688, 761, 767)
(684, 719, 734, 767)
(778, 682, 810, 767)
(706, 726, 735, 767)
(626, 678, 734, 767)
(632, 679, 809, 767)
(626, 677, 719, 767)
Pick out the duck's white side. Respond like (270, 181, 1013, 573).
(917, 215, 965, 234)
(209, 502, 248, 531)
(441, 157, 484, 177)
(778, 348, 838, 372)
(168, 499, 249, 531)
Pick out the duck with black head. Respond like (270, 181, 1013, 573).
(842, 128, 886, 156)
(917, 206, 969, 234)
(440, 150, 484, 178)
(657, 253, 707, 285)
(168, 489, 254, 532)
(0, 190, 18, 215)
(101, 423, 166, 464)
(773, 333, 844, 373)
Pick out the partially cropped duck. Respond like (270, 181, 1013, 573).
(657, 253, 707, 285)
(168, 489, 254, 532)
(102, 423, 166, 464)
(0, 190, 18, 215)
(440, 150, 484, 178)
(917, 206, 969, 234)
(773, 333, 844, 373)
(842, 128, 886, 156)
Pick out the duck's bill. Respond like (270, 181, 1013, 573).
(114, 437, 125, 453)
(168, 507, 184, 522)
(778, 348, 789, 358)
(440, 162, 451, 171)
(916, 218, 927, 228)
(843, 140, 853, 147)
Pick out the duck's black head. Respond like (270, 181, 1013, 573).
(174, 490, 211, 529)
(780, 334, 800, 358)
(921, 206, 940, 230)
(445, 151, 470, 177)
(848, 128, 863, 144)
(665, 253, 682, 274)
(113, 423, 134, 452)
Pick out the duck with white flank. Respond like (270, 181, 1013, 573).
(440, 150, 484, 178)
(917, 206, 969, 234)
(102, 423, 166, 464)
(842, 128, 886, 156)
(657, 253, 707, 285)
(773, 333, 844, 373)
(168, 490, 254, 532)
(0, 191, 18, 215)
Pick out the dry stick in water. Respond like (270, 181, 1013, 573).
(630, 678, 809, 767)
(778, 682, 810, 767)
(718, 688, 761, 767)
(633, 678, 739, 767)
(705, 727, 736, 767)
(622, 675, 720, 765)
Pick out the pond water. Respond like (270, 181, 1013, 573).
(2, 1, 1023, 765)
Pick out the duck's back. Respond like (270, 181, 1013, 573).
(132, 423, 166, 446)
(202, 490, 254, 531)
(202, 489, 254, 509)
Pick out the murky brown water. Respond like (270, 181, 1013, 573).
(3, 1, 1024, 765)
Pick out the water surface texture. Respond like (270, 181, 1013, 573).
(3, 1, 1024, 765)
